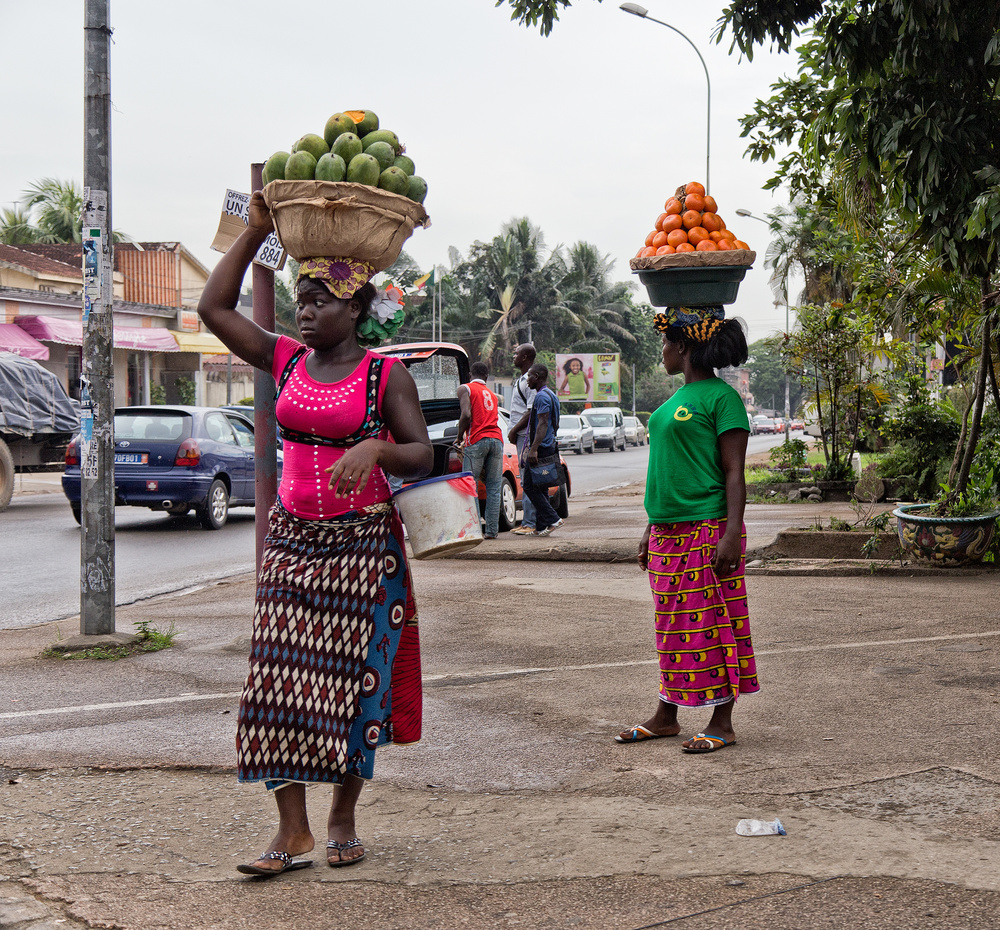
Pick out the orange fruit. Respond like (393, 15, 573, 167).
(701, 212, 722, 233)
(655, 244, 675, 255)
(662, 213, 684, 233)
(683, 191, 706, 212)
(714, 238, 733, 251)
(675, 242, 696, 252)
(687, 226, 710, 245)
(645, 230, 657, 247)
(666, 228, 689, 248)
(635, 247, 645, 258)
(703, 195, 718, 213)
(651, 230, 668, 249)
(695, 239, 718, 251)
(717, 215, 727, 230)
(734, 240, 751, 250)
(656, 212, 669, 231)
(664, 197, 683, 215)
(639, 246, 657, 257)
(685, 181, 706, 196)
(681, 209, 703, 230)
(717, 228, 737, 241)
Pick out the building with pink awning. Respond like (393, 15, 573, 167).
(14, 315, 179, 353)
(0, 323, 49, 360)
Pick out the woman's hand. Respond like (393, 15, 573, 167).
(247, 191, 274, 237)
(713, 529, 742, 577)
(637, 525, 652, 571)
(326, 440, 381, 498)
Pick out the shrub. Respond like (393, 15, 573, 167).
(878, 402, 959, 499)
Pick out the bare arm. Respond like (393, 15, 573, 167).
(197, 191, 280, 373)
(527, 410, 549, 464)
(456, 384, 472, 444)
(713, 428, 749, 576)
(325, 361, 434, 497)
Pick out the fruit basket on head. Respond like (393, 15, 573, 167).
(260, 108, 430, 271)
(629, 182, 755, 308)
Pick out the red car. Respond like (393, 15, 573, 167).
(376, 343, 569, 532)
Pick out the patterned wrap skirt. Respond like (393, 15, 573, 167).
(236, 501, 421, 786)
(647, 519, 760, 707)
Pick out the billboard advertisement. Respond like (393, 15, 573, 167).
(554, 353, 620, 403)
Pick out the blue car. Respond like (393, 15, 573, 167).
(62, 405, 275, 529)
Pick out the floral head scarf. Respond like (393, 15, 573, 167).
(653, 306, 725, 344)
(295, 257, 406, 348)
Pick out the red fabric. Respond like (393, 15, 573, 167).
(465, 380, 502, 444)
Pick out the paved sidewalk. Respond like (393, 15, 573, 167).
(2, 486, 999, 929)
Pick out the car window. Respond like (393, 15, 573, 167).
(560, 416, 582, 429)
(405, 355, 461, 400)
(205, 412, 239, 446)
(585, 414, 613, 427)
(115, 412, 188, 442)
(226, 415, 255, 449)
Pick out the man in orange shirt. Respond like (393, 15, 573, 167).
(457, 361, 504, 538)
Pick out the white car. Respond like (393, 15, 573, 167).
(623, 416, 646, 446)
(582, 407, 627, 452)
(557, 415, 596, 455)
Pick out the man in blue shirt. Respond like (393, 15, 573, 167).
(510, 363, 563, 537)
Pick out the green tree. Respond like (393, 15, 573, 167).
(746, 337, 805, 413)
(0, 178, 131, 244)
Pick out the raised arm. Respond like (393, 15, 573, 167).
(197, 191, 281, 373)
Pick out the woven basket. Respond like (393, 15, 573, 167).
(629, 249, 756, 272)
(262, 181, 430, 271)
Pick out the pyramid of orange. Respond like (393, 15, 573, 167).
(635, 182, 751, 258)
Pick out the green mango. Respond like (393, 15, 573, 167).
(362, 129, 401, 154)
(292, 133, 329, 161)
(323, 113, 356, 147)
(392, 154, 415, 177)
(262, 151, 290, 185)
(365, 141, 395, 172)
(331, 132, 363, 167)
(315, 152, 347, 182)
(346, 109, 379, 136)
(378, 166, 410, 195)
(346, 153, 381, 186)
(284, 150, 317, 181)
(406, 175, 428, 204)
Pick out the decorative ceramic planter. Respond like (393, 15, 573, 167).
(893, 503, 1000, 566)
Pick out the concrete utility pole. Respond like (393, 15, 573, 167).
(250, 164, 278, 573)
(79, 0, 115, 634)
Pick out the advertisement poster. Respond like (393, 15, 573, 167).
(554, 353, 620, 402)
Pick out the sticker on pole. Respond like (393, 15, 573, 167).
(210, 189, 286, 271)
(82, 229, 103, 324)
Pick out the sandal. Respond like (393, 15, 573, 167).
(327, 837, 366, 867)
(682, 733, 736, 754)
(237, 850, 313, 877)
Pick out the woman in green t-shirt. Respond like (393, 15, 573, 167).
(615, 306, 760, 754)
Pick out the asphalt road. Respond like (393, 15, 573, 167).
(1, 433, 793, 631)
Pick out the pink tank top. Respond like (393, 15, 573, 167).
(271, 335, 399, 520)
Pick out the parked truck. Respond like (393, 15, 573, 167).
(0, 352, 78, 511)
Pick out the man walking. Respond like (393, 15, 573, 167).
(510, 363, 563, 537)
(457, 361, 504, 538)
(507, 343, 537, 535)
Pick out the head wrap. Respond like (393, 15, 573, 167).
(297, 257, 374, 298)
(296, 257, 406, 347)
(653, 306, 725, 344)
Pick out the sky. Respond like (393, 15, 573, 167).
(2, 0, 805, 344)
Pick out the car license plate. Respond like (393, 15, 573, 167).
(114, 452, 148, 465)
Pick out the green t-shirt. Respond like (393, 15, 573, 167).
(644, 377, 750, 524)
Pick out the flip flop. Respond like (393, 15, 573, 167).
(327, 837, 366, 867)
(237, 851, 313, 877)
(614, 724, 675, 744)
(682, 733, 736, 754)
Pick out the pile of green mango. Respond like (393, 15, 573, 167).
(262, 109, 427, 204)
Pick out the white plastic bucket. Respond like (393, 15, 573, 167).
(393, 471, 483, 560)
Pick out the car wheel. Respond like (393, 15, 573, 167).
(608, 441, 615, 452)
(0, 438, 14, 512)
(575, 441, 584, 455)
(198, 478, 230, 530)
(553, 483, 569, 519)
(70, 502, 81, 525)
(586, 440, 595, 454)
(498, 475, 517, 533)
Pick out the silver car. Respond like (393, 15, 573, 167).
(623, 416, 646, 446)
(557, 415, 596, 455)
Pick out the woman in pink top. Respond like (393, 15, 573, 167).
(198, 191, 432, 877)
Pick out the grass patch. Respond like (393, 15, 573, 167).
(44, 619, 177, 661)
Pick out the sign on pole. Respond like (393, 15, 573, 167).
(554, 353, 620, 403)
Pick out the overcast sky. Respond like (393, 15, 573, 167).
(3, 0, 805, 344)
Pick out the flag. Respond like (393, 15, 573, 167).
(414, 270, 435, 290)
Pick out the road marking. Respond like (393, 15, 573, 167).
(3, 629, 999, 719)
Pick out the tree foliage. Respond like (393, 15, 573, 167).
(0, 178, 131, 244)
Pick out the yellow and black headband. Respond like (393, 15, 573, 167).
(653, 306, 725, 344)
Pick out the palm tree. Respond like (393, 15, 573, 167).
(552, 242, 635, 352)
(0, 178, 131, 244)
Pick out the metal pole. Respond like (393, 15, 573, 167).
(784, 300, 791, 441)
(80, 0, 115, 635)
(251, 163, 277, 574)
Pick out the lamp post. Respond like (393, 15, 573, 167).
(620, 3, 711, 191)
(736, 207, 791, 441)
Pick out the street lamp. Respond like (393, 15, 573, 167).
(620, 3, 711, 191)
(736, 208, 792, 441)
